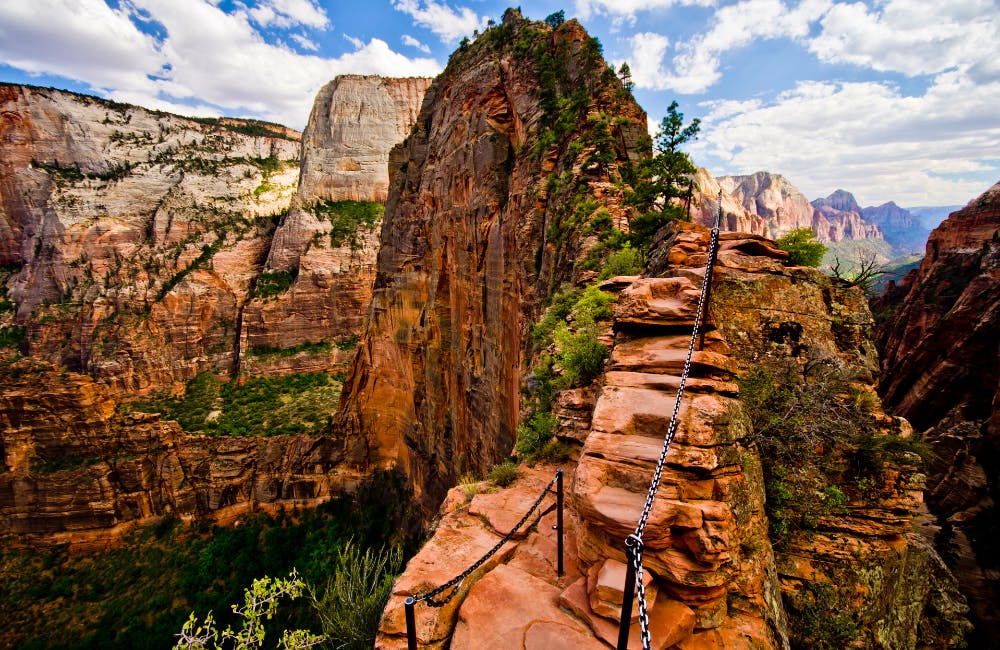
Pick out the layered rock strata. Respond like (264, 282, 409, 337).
(241, 76, 432, 375)
(0, 359, 354, 549)
(334, 11, 649, 507)
(873, 180, 1000, 645)
(0, 83, 300, 392)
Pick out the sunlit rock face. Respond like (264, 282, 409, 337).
(0, 82, 300, 392)
(717, 172, 882, 242)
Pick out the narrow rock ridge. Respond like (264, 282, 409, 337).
(377, 223, 969, 649)
(334, 11, 649, 508)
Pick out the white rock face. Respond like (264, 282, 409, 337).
(297, 75, 434, 203)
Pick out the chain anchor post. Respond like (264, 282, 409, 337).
(556, 468, 564, 577)
(405, 597, 417, 650)
(617, 536, 640, 650)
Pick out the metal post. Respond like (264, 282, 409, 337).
(698, 191, 723, 352)
(556, 469, 564, 577)
(617, 540, 638, 650)
(405, 597, 417, 650)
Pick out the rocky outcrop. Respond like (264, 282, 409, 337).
(874, 180, 1000, 646)
(334, 11, 649, 507)
(688, 168, 766, 236)
(296, 75, 433, 205)
(377, 222, 968, 649)
(0, 76, 431, 392)
(0, 358, 355, 550)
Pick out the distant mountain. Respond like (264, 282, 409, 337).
(812, 190, 940, 256)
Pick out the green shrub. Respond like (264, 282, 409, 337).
(553, 325, 608, 388)
(176, 570, 323, 650)
(787, 581, 859, 649)
(776, 228, 826, 267)
(598, 243, 643, 279)
(569, 284, 614, 324)
(309, 200, 383, 248)
(252, 269, 297, 299)
(0, 325, 26, 349)
(310, 542, 402, 650)
(487, 461, 521, 487)
(517, 410, 558, 457)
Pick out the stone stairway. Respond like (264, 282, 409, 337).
(375, 225, 791, 649)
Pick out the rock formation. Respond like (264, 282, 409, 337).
(0, 82, 300, 392)
(242, 75, 431, 376)
(377, 222, 969, 649)
(0, 358, 354, 550)
(873, 180, 1000, 646)
(717, 174, 882, 243)
(0, 76, 432, 392)
(813, 190, 927, 255)
(334, 10, 649, 507)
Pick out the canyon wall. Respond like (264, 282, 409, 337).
(0, 358, 353, 549)
(242, 75, 431, 376)
(334, 10, 649, 507)
(874, 180, 1000, 646)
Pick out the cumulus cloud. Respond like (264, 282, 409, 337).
(392, 0, 486, 43)
(289, 33, 320, 52)
(628, 0, 832, 93)
(244, 0, 329, 29)
(809, 0, 999, 77)
(0, 0, 441, 129)
(574, 0, 713, 21)
(691, 72, 1000, 205)
(402, 34, 431, 53)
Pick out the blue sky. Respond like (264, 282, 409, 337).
(1, 0, 997, 207)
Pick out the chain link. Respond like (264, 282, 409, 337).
(410, 471, 560, 608)
(631, 201, 724, 649)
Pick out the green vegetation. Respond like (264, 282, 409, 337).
(487, 461, 522, 487)
(176, 571, 323, 650)
(0, 324, 26, 349)
(621, 101, 700, 251)
(598, 243, 643, 279)
(128, 372, 342, 437)
(0, 469, 421, 649)
(310, 542, 402, 650)
(252, 269, 297, 300)
(308, 200, 383, 248)
(738, 357, 927, 545)
(787, 581, 859, 650)
(188, 116, 298, 141)
(776, 228, 826, 267)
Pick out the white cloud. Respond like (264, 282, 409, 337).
(809, 0, 999, 77)
(574, 0, 713, 21)
(628, 0, 832, 93)
(244, 0, 329, 29)
(0, 0, 441, 129)
(392, 0, 486, 43)
(289, 33, 319, 51)
(691, 72, 1000, 205)
(402, 34, 431, 54)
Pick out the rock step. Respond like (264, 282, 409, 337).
(609, 343, 736, 379)
(560, 575, 696, 650)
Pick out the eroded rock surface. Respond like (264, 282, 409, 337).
(874, 180, 1000, 646)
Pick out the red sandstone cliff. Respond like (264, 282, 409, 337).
(334, 11, 649, 506)
(874, 180, 1000, 646)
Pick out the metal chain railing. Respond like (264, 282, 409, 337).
(618, 196, 724, 650)
(404, 468, 564, 649)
